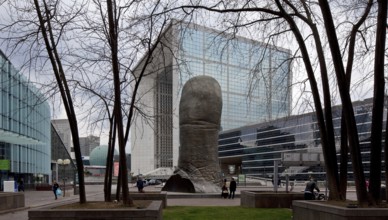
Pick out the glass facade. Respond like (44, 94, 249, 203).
(218, 98, 385, 181)
(0, 50, 51, 190)
(177, 24, 292, 131)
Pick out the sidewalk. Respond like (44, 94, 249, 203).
(0, 183, 357, 220)
(0, 185, 105, 220)
(0, 184, 255, 220)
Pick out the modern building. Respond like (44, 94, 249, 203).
(79, 135, 100, 156)
(51, 119, 73, 159)
(132, 21, 292, 174)
(218, 98, 386, 182)
(0, 50, 51, 190)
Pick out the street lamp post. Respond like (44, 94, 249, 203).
(57, 159, 70, 197)
(38, 174, 43, 183)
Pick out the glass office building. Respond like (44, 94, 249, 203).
(0, 50, 51, 190)
(218, 98, 385, 181)
(178, 25, 292, 130)
(131, 21, 292, 174)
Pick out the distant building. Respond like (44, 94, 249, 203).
(51, 125, 75, 184)
(131, 21, 292, 174)
(0, 50, 51, 189)
(84, 148, 130, 180)
(79, 135, 100, 156)
(51, 119, 73, 159)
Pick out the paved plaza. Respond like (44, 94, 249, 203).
(0, 183, 357, 220)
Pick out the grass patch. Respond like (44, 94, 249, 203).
(163, 206, 292, 220)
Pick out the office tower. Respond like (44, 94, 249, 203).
(131, 21, 292, 174)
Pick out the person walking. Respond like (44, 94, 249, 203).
(136, 176, 144, 193)
(52, 181, 60, 200)
(304, 177, 320, 200)
(228, 177, 237, 199)
(18, 178, 24, 192)
(221, 179, 228, 198)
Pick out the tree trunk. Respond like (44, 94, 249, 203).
(318, 0, 368, 206)
(116, 165, 122, 201)
(340, 0, 372, 201)
(385, 107, 388, 203)
(309, 21, 341, 200)
(33, 0, 86, 203)
(339, 115, 348, 199)
(106, 0, 131, 205)
(275, 0, 341, 200)
(369, 0, 387, 205)
(104, 117, 116, 202)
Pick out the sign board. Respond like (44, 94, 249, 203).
(3, 181, 16, 192)
(0, 159, 10, 170)
(238, 174, 246, 183)
(114, 162, 119, 177)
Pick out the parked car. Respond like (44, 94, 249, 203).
(148, 179, 162, 185)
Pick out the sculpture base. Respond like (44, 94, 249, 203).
(161, 174, 195, 193)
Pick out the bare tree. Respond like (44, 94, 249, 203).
(369, 0, 387, 204)
(32, 0, 87, 203)
(80, 0, 173, 204)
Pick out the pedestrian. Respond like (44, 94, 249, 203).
(52, 181, 60, 200)
(136, 176, 144, 193)
(229, 177, 237, 199)
(271, 176, 281, 187)
(366, 179, 369, 191)
(18, 178, 24, 192)
(290, 179, 295, 192)
(304, 177, 320, 200)
(221, 179, 228, 198)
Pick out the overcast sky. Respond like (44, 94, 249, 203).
(0, 1, 380, 151)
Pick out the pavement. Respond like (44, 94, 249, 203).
(0, 183, 357, 220)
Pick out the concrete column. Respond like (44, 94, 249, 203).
(273, 161, 278, 192)
(56, 163, 59, 182)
